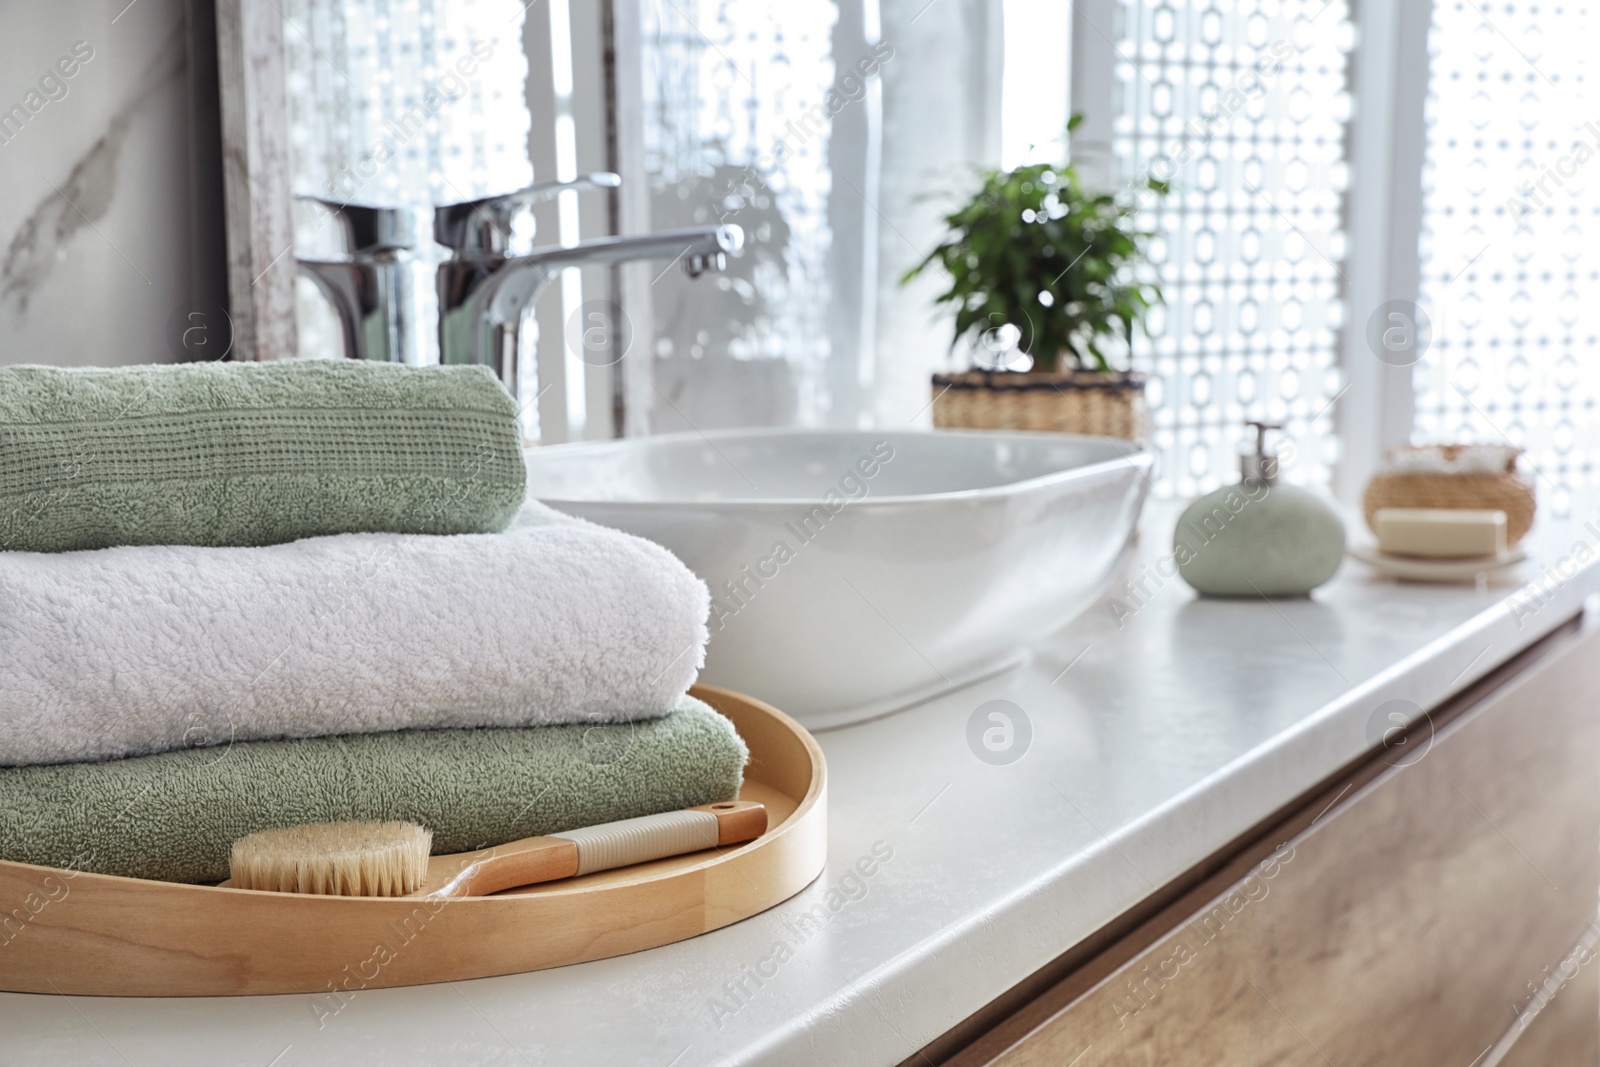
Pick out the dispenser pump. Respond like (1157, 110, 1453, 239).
(1174, 417, 1346, 597)
(1241, 419, 1283, 486)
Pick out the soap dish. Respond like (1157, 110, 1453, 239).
(1349, 542, 1527, 583)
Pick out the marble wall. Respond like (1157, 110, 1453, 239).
(0, 0, 224, 366)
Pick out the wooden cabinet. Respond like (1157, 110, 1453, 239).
(1499, 940, 1599, 1067)
(937, 618, 1600, 1066)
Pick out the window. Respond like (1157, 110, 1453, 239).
(276, 0, 1600, 495)
(640, 0, 842, 431)
(1412, 0, 1600, 519)
(1102, 0, 1353, 498)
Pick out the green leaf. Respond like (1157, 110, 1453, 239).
(897, 143, 1168, 371)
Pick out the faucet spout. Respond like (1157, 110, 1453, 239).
(506, 225, 744, 275)
(437, 225, 743, 396)
(484, 226, 742, 326)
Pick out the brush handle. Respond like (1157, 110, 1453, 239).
(423, 800, 766, 898)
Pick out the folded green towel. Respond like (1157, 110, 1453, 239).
(0, 360, 526, 551)
(0, 697, 746, 884)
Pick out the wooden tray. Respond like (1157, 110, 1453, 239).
(0, 685, 826, 996)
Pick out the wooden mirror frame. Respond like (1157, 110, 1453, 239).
(215, 0, 296, 362)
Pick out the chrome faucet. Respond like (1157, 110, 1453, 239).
(432, 172, 620, 255)
(433, 175, 743, 400)
(296, 173, 742, 406)
(294, 197, 417, 364)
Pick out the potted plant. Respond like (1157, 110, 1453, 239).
(903, 124, 1165, 441)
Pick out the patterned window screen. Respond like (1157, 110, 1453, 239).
(1111, 0, 1352, 498)
(1411, 2, 1600, 519)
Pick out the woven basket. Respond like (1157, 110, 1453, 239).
(930, 370, 1151, 442)
(1363, 459, 1537, 546)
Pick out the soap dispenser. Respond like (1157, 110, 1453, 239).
(1174, 420, 1345, 597)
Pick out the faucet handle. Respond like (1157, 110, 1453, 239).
(434, 173, 623, 255)
(684, 224, 745, 277)
(295, 196, 415, 256)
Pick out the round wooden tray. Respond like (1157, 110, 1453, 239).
(0, 685, 827, 997)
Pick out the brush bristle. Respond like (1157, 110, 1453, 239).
(229, 821, 433, 897)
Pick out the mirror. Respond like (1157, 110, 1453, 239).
(219, 0, 1073, 443)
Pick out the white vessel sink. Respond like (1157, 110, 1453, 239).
(525, 428, 1153, 728)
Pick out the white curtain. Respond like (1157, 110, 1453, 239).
(637, 0, 1007, 433)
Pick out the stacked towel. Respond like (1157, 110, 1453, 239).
(0, 697, 746, 884)
(0, 360, 527, 552)
(0, 501, 710, 766)
(0, 361, 730, 886)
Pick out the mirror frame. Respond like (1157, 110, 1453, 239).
(215, 0, 297, 362)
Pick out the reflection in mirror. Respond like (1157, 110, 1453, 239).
(272, 0, 1072, 443)
(280, 0, 617, 443)
(282, 0, 537, 413)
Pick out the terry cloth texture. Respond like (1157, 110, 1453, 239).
(0, 360, 527, 552)
(0, 697, 747, 884)
(0, 502, 711, 767)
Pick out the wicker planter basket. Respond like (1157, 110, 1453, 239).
(1363, 449, 1537, 547)
(930, 369, 1150, 442)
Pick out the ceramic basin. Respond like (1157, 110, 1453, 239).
(524, 428, 1153, 728)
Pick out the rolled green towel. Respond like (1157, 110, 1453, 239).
(0, 360, 526, 551)
(0, 697, 746, 884)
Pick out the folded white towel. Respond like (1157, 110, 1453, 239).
(0, 502, 709, 766)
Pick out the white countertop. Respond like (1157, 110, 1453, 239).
(7, 503, 1600, 1067)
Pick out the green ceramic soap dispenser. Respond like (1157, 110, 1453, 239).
(1174, 420, 1345, 597)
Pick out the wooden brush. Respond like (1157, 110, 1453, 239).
(227, 800, 767, 898)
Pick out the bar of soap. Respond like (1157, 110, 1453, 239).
(1374, 508, 1508, 559)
